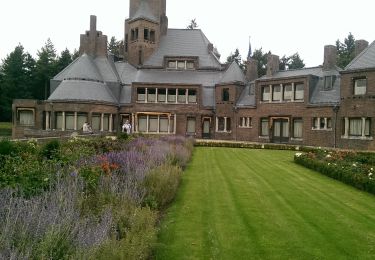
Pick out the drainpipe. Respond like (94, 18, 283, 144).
(333, 105, 340, 148)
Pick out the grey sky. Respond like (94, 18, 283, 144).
(0, 0, 373, 67)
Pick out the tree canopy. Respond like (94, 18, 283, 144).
(279, 53, 305, 70)
(336, 32, 356, 69)
(187, 19, 198, 30)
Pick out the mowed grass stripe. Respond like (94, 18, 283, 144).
(156, 147, 375, 259)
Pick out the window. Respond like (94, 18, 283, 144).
(168, 89, 176, 102)
(17, 109, 35, 126)
(137, 88, 146, 102)
(349, 118, 363, 136)
(103, 114, 110, 131)
(354, 78, 367, 95)
(177, 61, 185, 69)
(158, 88, 166, 102)
(159, 116, 169, 133)
(144, 28, 149, 41)
(222, 88, 230, 102)
(312, 117, 332, 130)
(272, 85, 281, 101)
(262, 86, 270, 101)
(178, 89, 186, 103)
(150, 30, 155, 42)
(55, 112, 63, 130)
(216, 117, 231, 132)
(138, 116, 147, 132)
(148, 88, 156, 102)
(283, 84, 293, 101)
(188, 89, 197, 103)
(77, 113, 88, 131)
(92, 114, 101, 131)
(293, 118, 303, 138)
(65, 113, 75, 130)
(260, 118, 269, 136)
(294, 83, 304, 100)
(187, 117, 196, 134)
(186, 61, 195, 69)
(324, 76, 334, 91)
(239, 117, 252, 128)
(131, 28, 139, 41)
(168, 61, 177, 69)
(149, 116, 158, 133)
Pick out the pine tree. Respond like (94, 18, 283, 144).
(0, 44, 35, 121)
(226, 48, 246, 71)
(336, 32, 356, 69)
(251, 48, 268, 77)
(34, 38, 58, 99)
(56, 48, 73, 73)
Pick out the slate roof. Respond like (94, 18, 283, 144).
(220, 62, 246, 84)
(128, 0, 158, 23)
(53, 54, 103, 82)
(48, 80, 117, 104)
(144, 29, 221, 69)
(237, 83, 256, 107)
(346, 41, 375, 71)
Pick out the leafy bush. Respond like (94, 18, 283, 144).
(294, 150, 375, 194)
(40, 139, 61, 160)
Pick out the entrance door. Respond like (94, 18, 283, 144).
(202, 118, 211, 139)
(273, 119, 289, 143)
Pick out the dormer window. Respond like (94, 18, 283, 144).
(166, 59, 196, 70)
(323, 76, 335, 91)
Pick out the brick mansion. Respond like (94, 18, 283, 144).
(12, 0, 375, 150)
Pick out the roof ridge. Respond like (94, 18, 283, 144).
(345, 40, 375, 70)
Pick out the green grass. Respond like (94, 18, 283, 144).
(156, 147, 375, 259)
(0, 122, 12, 137)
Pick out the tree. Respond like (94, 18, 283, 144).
(336, 32, 355, 69)
(279, 53, 305, 70)
(251, 48, 268, 77)
(108, 36, 124, 60)
(186, 19, 198, 29)
(0, 44, 35, 121)
(34, 38, 58, 99)
(56, 48, 73, 73)
(226, 48, 247, 71)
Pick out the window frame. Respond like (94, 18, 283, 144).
(354, 78, 367, 95)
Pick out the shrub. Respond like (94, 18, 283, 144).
(294, 150, 375, 195)
(143, 164, 182, 209)
(41, 139, 61, 160)
(0, 139, 14, 156)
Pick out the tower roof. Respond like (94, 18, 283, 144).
(129, 0, 158, 23)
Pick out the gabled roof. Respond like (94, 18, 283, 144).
(219, 62, 246, 84)
(144, 29, 222, 69)
(128, 0, 158, 23)
(53, 54, 103, 82)
(345, 41, 375, 71)
(48, 80, 117, 104)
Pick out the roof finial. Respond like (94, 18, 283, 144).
(247, 36, 252, 61)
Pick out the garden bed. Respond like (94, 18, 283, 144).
(0, 135, 193, 259)
(294, 149, 375, 194)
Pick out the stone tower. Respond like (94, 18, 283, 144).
(125, 0, 168, 66)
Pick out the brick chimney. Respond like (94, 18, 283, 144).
(266, 54, 279, 77)
(246, 58, 258, 81)
(323, 45, 337, 70)
(355, 40, 369, 57)
(79, 15, 108, 57)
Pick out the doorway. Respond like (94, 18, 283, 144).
(202, 118, 211, 139)
(272, 119, 289, 143)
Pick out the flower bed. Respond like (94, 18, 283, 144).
(294, 149, 375, 194)
(0, 136, 194, 259)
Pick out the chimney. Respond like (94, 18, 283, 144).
(246, 58, 258, 82)
(79, 15, 108, 57)
(355, 40, 369, 57)
(266, 54, 279, 77)
(323, 45, 337, 70)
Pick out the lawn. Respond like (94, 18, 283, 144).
(0, 122, 12, 137)
(156, 147, 375, 259)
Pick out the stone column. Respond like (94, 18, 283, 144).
(109, 114, 113, 132)
(101, 113, 104, 131)
(46, 112, 50, 130)
(74, 112, 77, 131)
(344, 117, 349, 137)
(174, 114, 177, 134)
(224, 117, 227, 132)
(62, 112, 66, 131)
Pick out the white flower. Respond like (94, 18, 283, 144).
(369, 172, 373, 177)
(326, 154, 332, 158)
(352, 163, 357, 167)
(328, 163, 331, 166)
(295, 153, 303, 158)
(371, 168, 374, 171)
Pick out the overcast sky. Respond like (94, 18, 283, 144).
(0, 0, 374, 67)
